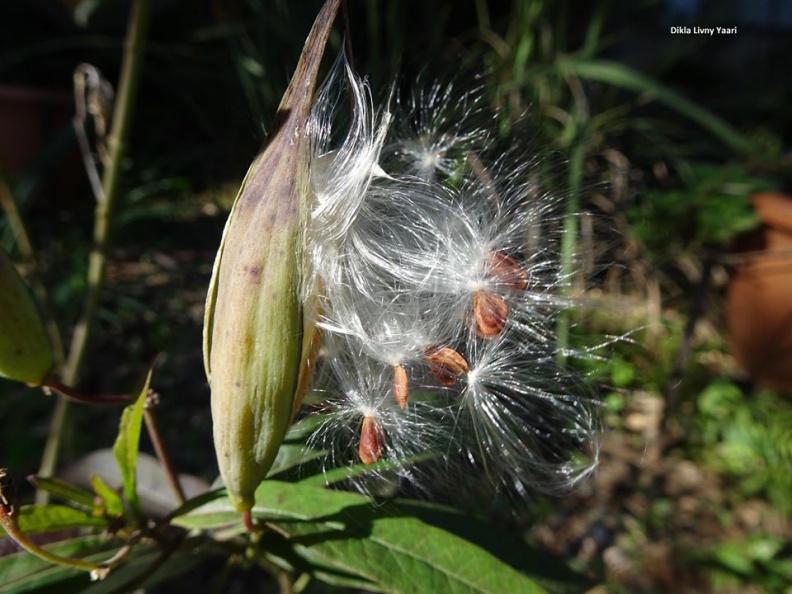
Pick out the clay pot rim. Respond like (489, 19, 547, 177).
(752, 192, 792, 235)
(0, 84, 73, 106)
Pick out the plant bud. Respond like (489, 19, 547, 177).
(202, 0, 339, 513)
(0, 246, 53, 386)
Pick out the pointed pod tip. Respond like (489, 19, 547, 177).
(277, 0, 342, 117)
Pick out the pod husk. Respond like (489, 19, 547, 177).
(203, 0, 339, 512)
(0, 246, 53, 386)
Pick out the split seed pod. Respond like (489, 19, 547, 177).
(203, 0, 340, 514)
(0, 246, 53, 386)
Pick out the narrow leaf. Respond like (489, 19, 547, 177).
(27, 477, 96, 512)
(112, 369, 152, 516)
(298, 453, 435, 487)
(0, 537, 194, 594)
(266, 444, 328, 480)
(559, 59, 754, 155)
(89, 475, 123, 518)
(0, 535, 107, 594)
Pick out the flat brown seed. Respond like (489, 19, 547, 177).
(424, 345, 470, 386)
(473, 290, 508, 339)
(393, 364, 409, 409)
(485, 251, 528, 291)
(359, 416, 384, 465)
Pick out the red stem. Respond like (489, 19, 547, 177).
(43, 375, 133, 406)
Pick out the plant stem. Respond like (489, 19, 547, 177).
(556, 139, 587, 362)
(143, 403, 187, 505)
(36, 0, 152, 500)
(64, 0, 151, 384)
(43, 374, 133, 406)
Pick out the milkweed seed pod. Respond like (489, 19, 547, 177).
(0, 246, 54, 386)
(203, 0, 340, 514)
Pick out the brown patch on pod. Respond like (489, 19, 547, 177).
(472, 290, 508, 339)
(485, 251, 528, 290)
(392, 364, 409, 409)
(359, 415, 385, 465)
(423, 345, 470, 386)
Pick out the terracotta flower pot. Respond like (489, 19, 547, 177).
(0, 84, 85, 205)
(726, 192, 792, 392)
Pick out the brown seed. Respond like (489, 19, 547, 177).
(392, 364, 409, 409)
(485, 251, 528, 290)
(359, 416, 384, 464)
(472, 290, 508, 339)
(424, 345, 470, 386)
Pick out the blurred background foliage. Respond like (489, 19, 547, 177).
(0, 0, 791, 592)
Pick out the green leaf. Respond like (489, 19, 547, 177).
(175, 481, 549, 594)
(89, 475, 123, 518)
(391, 500, 591, 594)
(166, 488, 226, 522)
(27, 477, 96, 512)
(299, 453, 436, 488)
(0, 535, 107, 594)
(0, 536, 198, 594)
(558, 59, 754, 155)
(283, 414, 331, 443)
(713, 541, 754, 576)
(112, 370, 151, 517)
(266, 444, 327, 480)
(0, 505, 106, 538)
(79, 549, 202, 594)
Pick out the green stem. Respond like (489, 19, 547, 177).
(64, 0, 151, 384)
(556, 139, 587, 363)
(37, 0, 151, 499)
(36, 399, 70, 505)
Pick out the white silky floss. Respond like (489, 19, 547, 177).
(302, 53, 600, 499)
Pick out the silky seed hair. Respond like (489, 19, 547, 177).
(302, 52, 601, 500)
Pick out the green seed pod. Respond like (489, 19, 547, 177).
(0, 246, 54, 386)
(203, 0, 339, 514)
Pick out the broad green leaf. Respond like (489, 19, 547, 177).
(175, 481, 549, 594)
(558, 59, 754, 155)
(392, 500, 592, 594)
(89, 475, 123, 518)
(0, 505, 106, 538)
(112, 370, 151, 517)
(27, 477, 96, 512)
